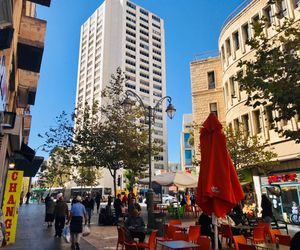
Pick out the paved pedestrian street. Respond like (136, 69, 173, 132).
(6, 204, 96, 250)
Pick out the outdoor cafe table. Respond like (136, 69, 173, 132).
(254, 243, 290, 250)
(157, 240, 199, 249)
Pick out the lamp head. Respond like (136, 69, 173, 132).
(122, 96, 135, 112)
(166, 103, 176, 119)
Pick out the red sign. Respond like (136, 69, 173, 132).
(268, 173, 297, 184)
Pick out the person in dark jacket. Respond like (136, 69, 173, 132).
(290, 231, 300, 250)
(114, 194, 123, 225)
(54, 193, 69, 237)
(198, 213, 222, 249)
(261, 194, 273, 223)
(82, 195, 94, 225)
(95, 192, 101, 213)
(125, 209, 145, 242)
(45, 196, 55, 227)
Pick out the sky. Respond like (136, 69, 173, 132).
(30, 0, 244, 163)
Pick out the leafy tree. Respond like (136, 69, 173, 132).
(89, 68, 160, 196)
(235, 9, 300, 142)
(37, 147, 72, 189)
(225, 126, 278, 181)
(72, 166, 102, 188)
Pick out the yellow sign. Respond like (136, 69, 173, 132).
(3, 170, 23, 244)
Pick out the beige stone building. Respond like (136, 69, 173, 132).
(0, 0, 51, 206)
(190, 56, 225, 159)
(192, 0, 300, 217)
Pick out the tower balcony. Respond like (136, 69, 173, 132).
(27, 0, 51, 7)
(17, 15, 46, 73)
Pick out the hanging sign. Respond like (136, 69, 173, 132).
(268, 173, 297, 184)
(2, 170, 23, 244)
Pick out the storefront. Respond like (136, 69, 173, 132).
(261, 173, 300, 221)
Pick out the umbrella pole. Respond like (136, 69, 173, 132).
(212, 213, 218, 250)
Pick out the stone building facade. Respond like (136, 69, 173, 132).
(0, 0, 51, 206)
(190, 56, 225, 159)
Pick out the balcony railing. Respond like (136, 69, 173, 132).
(220, 0, 253, 33)
(18, 69, 39, 90)
(192, 50, 220, 62)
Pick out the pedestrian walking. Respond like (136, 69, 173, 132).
(122, 193, 128, 206)
(113, 194, 123, 225)
(67, 196, 87, 250)
(82, 194, 94, 225)
(45, 196, 55, 227)
(95, 192, 101, 213)
(261, 194, 273, 223)
(25, 191, 31, 204)
(54, 193, 69, 238)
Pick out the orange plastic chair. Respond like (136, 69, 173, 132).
(137, 230, 157, 250)
(269, 229, 281, 243)
(233, 235, 247, 250)
(238, 243, 256, 250)
(220, 224, 233, 247)
(275, 234, 291, 246)
(173, 231, 188, 241)
(124, 242, 138, 250)
(196, 236, 211, 250)
(188, 225, 201, 243)
(169, 219, 182, 225)
(117, 226, 125, 250)
(249, 226, 265, 243)
(168, 225, 179, 239)
(257, 222, 271, 239)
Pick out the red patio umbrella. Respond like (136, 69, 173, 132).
(196, 113, 244, 249)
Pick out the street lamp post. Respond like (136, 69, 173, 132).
(123, 90, 176, 229)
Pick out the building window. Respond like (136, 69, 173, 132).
(207, 71, 216, 89)
(152, 35, 161, 42)
(153, 63, 161, 69)
(277, 0, 288, 17)
(140, 43, 149, 50)
(140, 29, 149, 37)
(233, 31, 240, 51)
(140, 16, 148, 23)
(140, 88, 149, 94)
(263, 5, 273, 27)
(126, 16, 136, 24)
(234, 118, 240, 131)
(252, 14, 260, 25)
(140, 65, 149, 71)
(140, 80, 149, 87)
(152, 15, 160, 22)
(140, 36, 149, 43)
(125, 59, 135, 67)
(126, 44, 136, 52)
(140, 8, 149, 16)
(242, 23, 250, 44)
(125, 83, 136, 89)
(253, 110, 262, 134)
(126, 52, 136, 60)
(140, 50, 149, 57)
(126, 10, 136, 17)
(210, 103, 218, 118)
(226, 38, 231, 57)
(153, 23, 160, 29)
(153, 56, 161, 62)
(140, 72, 149, 79)
(140, 58, 149, 64)
(241, 114, 250, 136)
(229, 77, 236, 97)
(127, 1, 136, 9)
(140, 23, 149, 30)
(126, 23, 136, 31)
(221, 46, 225, 60)
(266, 105, 275, 129)
(126, 36, 136, 45)
(185, 150, 192, 166)
(126, 30, 136, 38)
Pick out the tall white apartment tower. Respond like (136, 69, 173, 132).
(75, 0, 168, 178)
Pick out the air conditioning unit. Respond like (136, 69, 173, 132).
(0, 0, 13, 28)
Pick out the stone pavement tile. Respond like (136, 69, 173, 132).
(84, 225, 118, 250)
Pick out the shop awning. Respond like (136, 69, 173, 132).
(13, 154, 44, 177)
